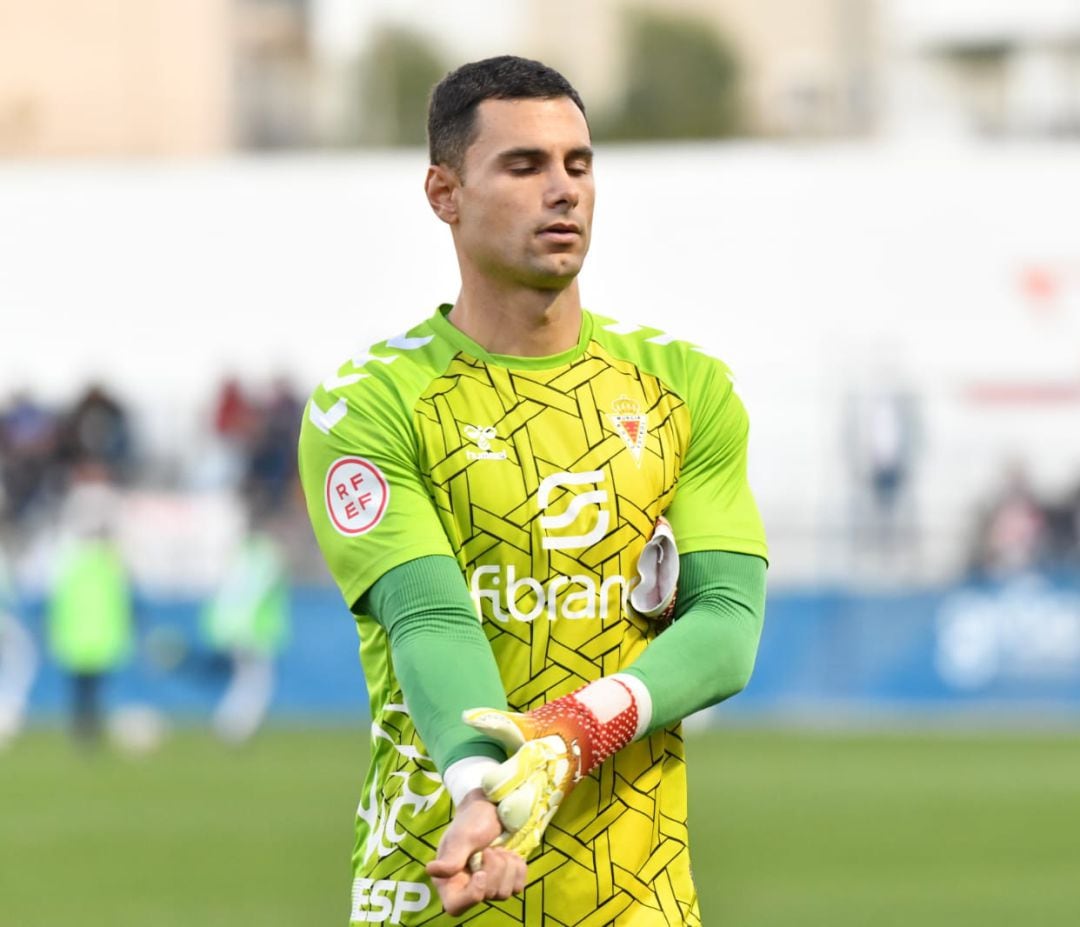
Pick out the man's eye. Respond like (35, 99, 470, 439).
(509, 165, 537, 175)
(567, 165, 590, 176)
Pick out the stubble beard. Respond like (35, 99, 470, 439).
(476, 243, 585, 292)
(525, 238, 588, 290)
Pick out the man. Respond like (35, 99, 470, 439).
(0, 547, 37, 747)
(200, 520, 290, 744)
(299, 56, 767, 925)
(48, 468, 134, 747)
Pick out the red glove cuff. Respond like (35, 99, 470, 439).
(528, 678, 639, 779)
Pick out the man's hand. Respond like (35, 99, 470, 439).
(464, 676, 643, 863)
(425, 789, 527, 916)
(466, 728, 571, 864)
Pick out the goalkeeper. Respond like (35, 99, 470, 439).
(299, 55, 767, 925)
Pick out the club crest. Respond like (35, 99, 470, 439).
(609, 396, 647, 464)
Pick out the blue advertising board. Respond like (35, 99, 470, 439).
(11, 574, 1080, 725)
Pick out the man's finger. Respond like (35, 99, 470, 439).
(429, 806, 496, 875)
(489, 848, 525, 899)
(464, 848, 525, 903)
(430, 870, 487, 917)
(513, 854, 527, 894)
(431, 828, 474, 873)
(426, 856, 463, 879)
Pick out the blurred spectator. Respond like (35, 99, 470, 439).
(0, 390, 60, 526)
(0, 547, 37, 747)
(1040, 478, 1080, 570)
(214, 376, 258, 445)
(844, 380, 921, 577)
(47, 469, 134, 747)
(58, 384, 133, 483)
(1065, 482, 1080, 566)
(191, 376, 260, 492)
(970, 463, 1050, 578)
(200, 523, 290, 744)
(244, 376, 302, 516)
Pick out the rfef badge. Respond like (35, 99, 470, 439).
(325, 457, 389, 535)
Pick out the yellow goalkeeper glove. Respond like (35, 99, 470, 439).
(463, 676, 642, 864)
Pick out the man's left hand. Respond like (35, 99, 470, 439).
(463, 677, 643, 862)
(425, 789, 527, 916)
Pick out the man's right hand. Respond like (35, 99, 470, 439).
(425, 789, 527, 916)
(462, 677, 642, 863)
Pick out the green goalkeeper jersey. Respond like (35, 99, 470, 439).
(299, 306, 767, 926)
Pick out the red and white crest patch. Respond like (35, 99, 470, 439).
(609, 396, 647, 464)
(324, 457, 389, 536)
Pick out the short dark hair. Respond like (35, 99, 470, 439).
(427, 55, 587, 172)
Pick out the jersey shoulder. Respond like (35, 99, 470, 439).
(302, 316, 459, 441)
(588, 311, 736, 407)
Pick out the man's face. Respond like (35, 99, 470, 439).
(452, 97, 594, 290)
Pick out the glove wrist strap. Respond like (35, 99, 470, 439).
(532, 677, 639, 778)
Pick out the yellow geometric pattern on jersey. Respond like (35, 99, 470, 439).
(299, 308, 766, 925)
(354, 341, 701, 925)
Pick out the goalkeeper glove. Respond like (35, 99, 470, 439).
(463, 675, 644, 863)
(628, 516, 679, 621)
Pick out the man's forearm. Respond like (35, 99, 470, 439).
(624, 549, 767, 732)
(361, 556, 508, 773)
(364, 549, 765, 778)
(455, 550, 766, 862)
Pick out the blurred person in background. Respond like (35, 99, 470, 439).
(47, 465, 134, 747)
(214, 376, 259, 446)
(844, 372, 921, 580)
(970, 462, 1050, 578)
(193, 375, 260, 492)
(200, 514, 290, 744)
(58, 383, 133, 485)
(299, 56, 767, 923)
(245, 375, 302, 517)
(0, 544, 38, 747)
(0, 389, 61, 530)
(1038, 477, 1080, 570)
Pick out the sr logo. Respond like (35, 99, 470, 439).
(350, 878, 431, 923)
(538, 470, 610, 550)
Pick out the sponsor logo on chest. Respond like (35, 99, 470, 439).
(472, 470, 629, 622)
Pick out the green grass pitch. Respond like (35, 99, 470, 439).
(1, 726, 1077, 925)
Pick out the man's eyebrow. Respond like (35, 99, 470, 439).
(496, 147, 547, 162)
(496, 146, 594, 163)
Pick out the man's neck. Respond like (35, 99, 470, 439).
(447, 279, 583, 357)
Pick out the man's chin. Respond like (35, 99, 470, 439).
(525, 257, 584, 290)
(525, 273, 580, 293)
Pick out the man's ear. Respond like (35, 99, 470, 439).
(425, 164, 460, 225)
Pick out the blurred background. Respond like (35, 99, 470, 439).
(2, 1, 1079, 925)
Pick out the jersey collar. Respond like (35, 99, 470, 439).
(429, 304, 594, 370)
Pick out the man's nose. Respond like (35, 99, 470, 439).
(544, 167, 580, 210)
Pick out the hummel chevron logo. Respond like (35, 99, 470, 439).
(322, 371, 367, 391)
(309, 398, 347, 434)
(386, 333, 434, 351)
(351, 351, 398, 367)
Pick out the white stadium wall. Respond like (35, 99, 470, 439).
(3, 143, 1079, 585)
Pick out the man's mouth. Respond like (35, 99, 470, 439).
(538, 222, 581, 242)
